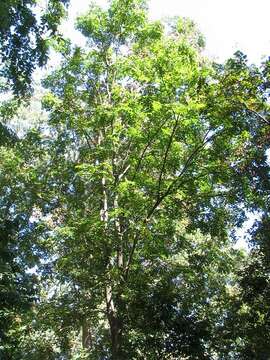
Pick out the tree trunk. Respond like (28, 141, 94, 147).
(114, 194, 123, 269)
(82, 320, 93, 349)
(106, 286, 123, 359)
(109, 311, 122, 359)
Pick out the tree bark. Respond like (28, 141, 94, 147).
(114, 194, 123, 269)
(106, 286, 123, 360)
(82, 320, 93, 349)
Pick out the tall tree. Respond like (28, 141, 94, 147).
(36, 0, 270, 358)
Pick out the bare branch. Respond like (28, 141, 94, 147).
(119, 164, 131, 180)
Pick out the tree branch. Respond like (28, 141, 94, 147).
(157, 116, 179, 197)
(131, 117, 170, 181)
(125, 128, 220, 278)
(244, 105, 270, 126)
(146, 128, 214, 220)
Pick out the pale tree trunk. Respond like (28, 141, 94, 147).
(106, 194, 125, 358)
(114, 194, 123, 269)
(82, 320, 93, 349)
(100, 167, 123, 358)
(99, 61, 125, 357)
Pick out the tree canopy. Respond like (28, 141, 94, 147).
(1, 0, 270, 358)
(0, 0, 69, 97)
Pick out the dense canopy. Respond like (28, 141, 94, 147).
(0, 0, 69, 97)
(0, 0, 270, 359)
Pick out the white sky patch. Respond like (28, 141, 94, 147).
(234, 212, 261, 251)
(64, 0, 270, 64)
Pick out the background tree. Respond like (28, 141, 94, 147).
(0, 0, 69, 98)
(0, 94, 52, 358)
(0, 1, 69, 355)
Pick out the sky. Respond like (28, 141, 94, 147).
(63, 0, 270, 64)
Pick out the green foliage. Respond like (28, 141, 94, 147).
(0, 0, 69, 97)
(37, 0, 270, 358)
(1, 0, 270, 358)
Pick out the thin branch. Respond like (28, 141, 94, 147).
(146, 128, 215, 220)
(83, 131, 94, 149)
(157, 117, 179, 197)
(131, 118, 170, 181)
(118, 164, 131, 180)
(124, 228, 142, 280)
(125, 129, 215, 277)
(124, 127, 228, 279)
(244, 105, 270, 126)
(116, 139, 133, 172)
(125, 123, 226, 279)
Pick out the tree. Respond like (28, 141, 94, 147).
(0, 1, 69, 347)
(0, 96, 50, 358)
(0, 0, 69, 98)
(1, 0, 269, 358)
(224, 220, 270, 359)
(33, 0, 270, 358)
